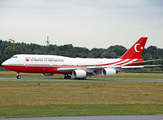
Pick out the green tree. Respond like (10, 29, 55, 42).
(0, 54, 11, 63)
(142, 53, 153, 60)
(110, 52, 117, 58)
(101, 52, 110, 58)
(108, 45, 127, 57)
(147, 46, 157, 54)
(32, 49, 42, 54)
(154, 49, 163, 57)
(89, 53, 95, 58)
(4, 46, 14, 55)
(69, 48, 77, 58)
(81, 53, 87, 58)
(59, 51, 67, 56)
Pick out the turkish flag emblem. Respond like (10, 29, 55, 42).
(26, 59, 29, 62)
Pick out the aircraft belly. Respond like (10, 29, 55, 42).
(2, 65, 58, 73)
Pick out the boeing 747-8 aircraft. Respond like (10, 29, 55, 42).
(1, 37, 157, 79)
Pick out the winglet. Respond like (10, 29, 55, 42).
(120, 37, 147, 59)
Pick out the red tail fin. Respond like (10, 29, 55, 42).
(120, 37, 147, 59)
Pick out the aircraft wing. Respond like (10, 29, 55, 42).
(57, 68, 78, 72)
(57, 64, 162, 73)
(57, 66, 104, 73)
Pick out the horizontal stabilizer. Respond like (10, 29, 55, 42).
(121, 66, 144, 69)
(121, 65, 162, 69)
(129, 59, 162, 65)
(143, 65, 162, 68)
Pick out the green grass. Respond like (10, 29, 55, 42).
(0, 104, 163, 118)
(0, 81, 163, 117)
(1, 81, 163, 105)
(1, 72, 163, 118)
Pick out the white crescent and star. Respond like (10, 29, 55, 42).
(134, 43, 143, 53)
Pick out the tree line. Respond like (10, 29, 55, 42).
(0, 39, 163, 69)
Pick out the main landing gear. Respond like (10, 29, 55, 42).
(16, 72, 21, 79)
(64, 74, 71, 79)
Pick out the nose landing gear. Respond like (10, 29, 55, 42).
(16, 74, 21, 79)
(16, 72, 21, 79)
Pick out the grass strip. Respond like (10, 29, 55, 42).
(0, 104, 163, 118)
(0, 81, 163, 118)
(1, 81, 163, 105)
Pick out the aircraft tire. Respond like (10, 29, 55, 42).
(64, 75, 71, 79)
(16, 75, 21, 79)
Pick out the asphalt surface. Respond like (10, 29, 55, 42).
(0, 77, 163, 82)
(1, 115, 163, 120)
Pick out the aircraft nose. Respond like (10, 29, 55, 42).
(1, 60, 8, 66)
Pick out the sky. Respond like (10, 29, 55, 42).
(0, 0, 163, 49)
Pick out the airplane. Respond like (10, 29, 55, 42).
(1, 37, 159, 79)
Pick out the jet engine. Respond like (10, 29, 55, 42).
(102, 68, 116, 76)
(72, 70, 86, 79)
(42, 73, 54, 76)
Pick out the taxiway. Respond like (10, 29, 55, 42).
(1, 115, 163, 120)
(0, 77, 163, 82)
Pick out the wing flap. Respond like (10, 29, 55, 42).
(87, 66, 104, 69)
(57, 68, 77, 72)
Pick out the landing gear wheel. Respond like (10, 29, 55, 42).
(16, 75, 21, 79)
(68, 76, 71, 79)
(64, 74, 71, 79)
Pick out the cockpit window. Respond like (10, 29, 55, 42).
(12, 56, 18, 58)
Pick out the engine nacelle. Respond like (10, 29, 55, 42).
(42, 73, 54, 76)
(102, 68, 116, 76)
(72, 70, 86, 78)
